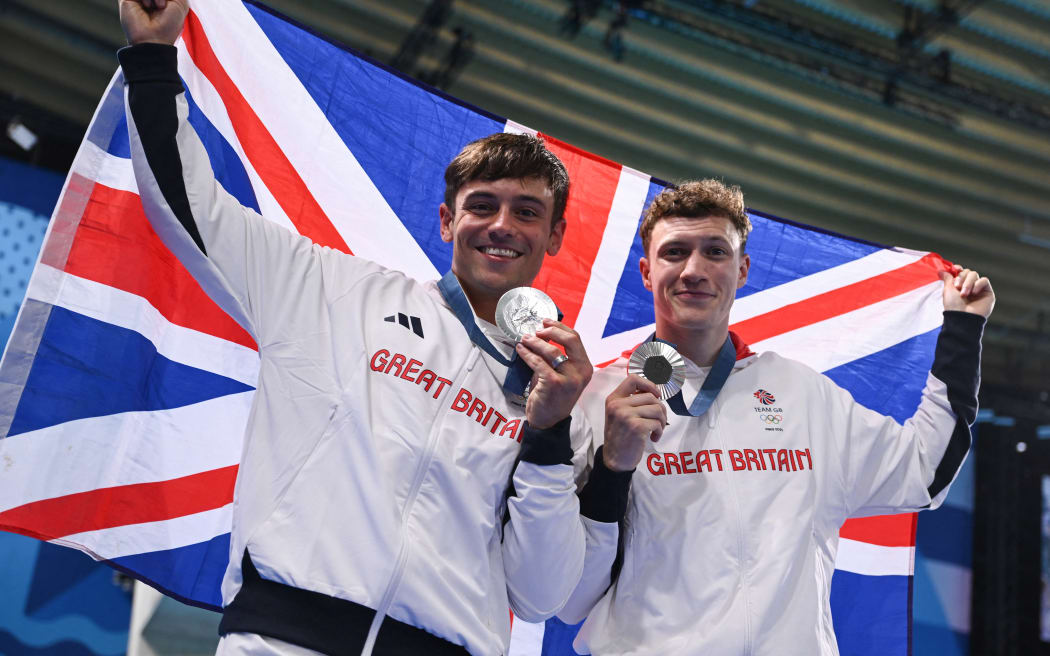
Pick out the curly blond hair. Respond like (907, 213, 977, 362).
(639, 179, 752, 253)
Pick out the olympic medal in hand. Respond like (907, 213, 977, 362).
(628, 341, 686, 401)
(496, 287, 558, 342)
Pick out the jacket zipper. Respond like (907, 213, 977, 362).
(712, 395, 754, 656)
(359, 350, 475, 655)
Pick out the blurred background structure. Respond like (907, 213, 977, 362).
(1, 0, 1047, 654)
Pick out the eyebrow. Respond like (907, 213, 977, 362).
(462, 191, 548, 206)
(660, 235, 733, 249)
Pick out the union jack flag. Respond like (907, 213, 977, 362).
(0, 1, 952, 654)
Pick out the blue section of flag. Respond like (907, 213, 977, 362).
(7, 307, 254, 436)
(110, 533, 230, 611)
(244, 1, 505, 276)
(830, 569, 910, 655)
(742, 213, 882, 299)
(541, 617, 584, 655)
(603, 179, 664, 337)
(106, 115, 131, 159)
(824, 327, 939, 423)
(183, 83, 261, 214)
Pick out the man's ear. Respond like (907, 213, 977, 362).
(639, 256, 652, 292)
(439, 203, 455, 243)
(546, 218, 567, 256)
(737, 253, 750, 289)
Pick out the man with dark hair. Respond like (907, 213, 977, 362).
(118, 2, 597, 655)
(560, 179, 993, 654)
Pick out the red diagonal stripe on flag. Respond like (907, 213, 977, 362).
(731, 252, 950, 344)
(64, 182, 257, 350)
(0, 466, 238, 542)
(532, 135, 621, 328)
(182, 11, 350, 253)
(840, 513, 917, 548)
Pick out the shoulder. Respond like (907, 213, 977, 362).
(747, 350, 822, 378)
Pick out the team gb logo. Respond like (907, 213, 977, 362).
(753, 389, 776, 405)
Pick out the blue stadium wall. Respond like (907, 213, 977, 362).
(913, 430, 976, 655)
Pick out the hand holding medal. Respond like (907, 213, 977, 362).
(497, 288, 593, 430)
(627, 342, 686, 400)
(604, 336, 736, 468)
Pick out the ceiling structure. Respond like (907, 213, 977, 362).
(1, 0, 1048, 396)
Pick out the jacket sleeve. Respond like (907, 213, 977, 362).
(501, 411, 593, 622)
(829, 311, 985, 519)
(118, 43, 378, 346)
(556, 442, 632, 625)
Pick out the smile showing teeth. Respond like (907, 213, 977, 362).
(480, 246, 521, 258)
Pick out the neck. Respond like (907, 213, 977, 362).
(455, 273, 499, 324)
(656, 320, 729, 368)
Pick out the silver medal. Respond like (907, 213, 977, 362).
(628, 341, 686, 400)
(496, 287, 558, 342)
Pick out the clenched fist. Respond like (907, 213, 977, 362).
(940, 264, 994, 319)
(119, 0, 189, 46)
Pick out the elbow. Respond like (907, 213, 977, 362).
(509, 593, 568, 624)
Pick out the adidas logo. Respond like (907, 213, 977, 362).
(385, 312, 424, 338)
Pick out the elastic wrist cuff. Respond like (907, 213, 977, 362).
(519, 416, 573, 466)
(117, 43, 181, 84)
(578, 446, 633, 523)
(941, 310, 986, 340)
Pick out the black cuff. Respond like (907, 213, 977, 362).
(578, 446, 633, 523)
(940, 310, 986, 339)
(518, 416, 574, 466)
(117, 43, 181, 85)
(932, 311, 984, 425)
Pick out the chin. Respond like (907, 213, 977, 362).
(666, 312, 716, 331)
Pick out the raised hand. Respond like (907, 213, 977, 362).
(940, 264, 994, 318)
(602, 375, 666, 472)
(513, 319, 593, 430)
(119, 0, 189, 46)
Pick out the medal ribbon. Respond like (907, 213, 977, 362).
(437, 271, 535, 396)
(650, 334, 736, 417)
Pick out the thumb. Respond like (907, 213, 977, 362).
(938, 270, 958, 295)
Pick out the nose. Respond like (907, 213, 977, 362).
(681, 252, 708, 284)
(488, 204, 515, 240)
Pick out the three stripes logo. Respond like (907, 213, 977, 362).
(385, 312, 425, 338)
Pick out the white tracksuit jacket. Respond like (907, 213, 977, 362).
(118, 44, 591, 656)
(560, 318, 983, 655)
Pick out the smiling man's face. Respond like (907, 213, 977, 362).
(440, 176, 565, 317)
(640, 214, 750, 341)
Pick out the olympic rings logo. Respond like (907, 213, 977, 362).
(760, 414, 783, 424)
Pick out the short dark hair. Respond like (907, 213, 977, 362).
(444, 133, 570, 224)
(640, 179, 752, 254)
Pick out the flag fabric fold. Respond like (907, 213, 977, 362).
(0, 1, 950, 653)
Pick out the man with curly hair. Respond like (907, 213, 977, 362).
(560, 179, 993, 655)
